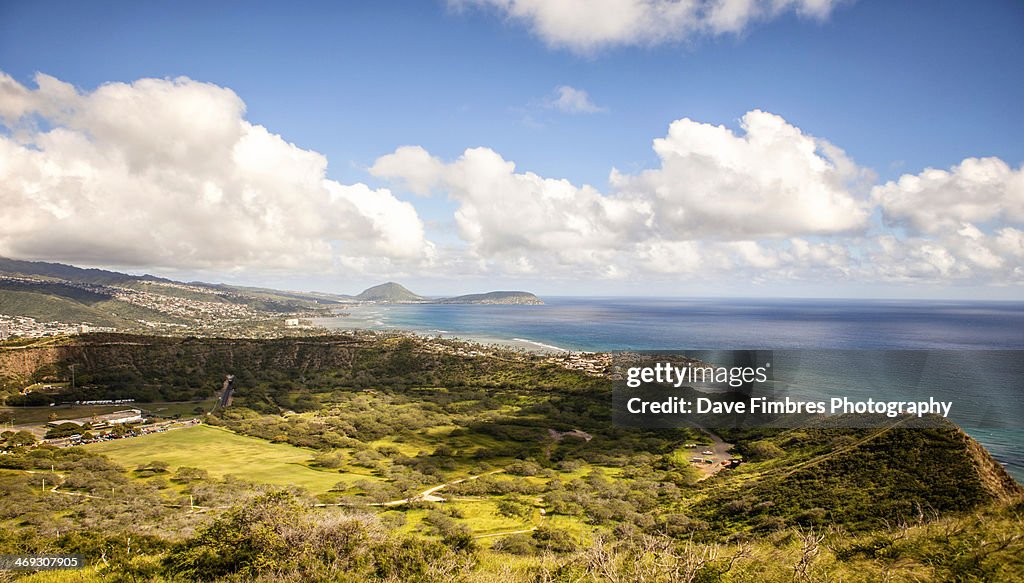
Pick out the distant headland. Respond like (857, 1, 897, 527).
(0, 256, 543, 340)
(350, 282, 543, 305)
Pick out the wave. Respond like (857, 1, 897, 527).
(512, 337, 569, 352)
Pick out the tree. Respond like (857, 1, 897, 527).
(496, 498, 532, 520)
(45, 423, 82, 439)
(136, 460, 170, 474)
(164, 491, 305, 579)
(747, 440, 784, 460)
(3, 430, 37, 447)
(532, 526, 577, 553)
(172, 466, 209, 484)
(492, 533, 535, 555)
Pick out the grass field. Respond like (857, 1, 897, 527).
(452, 499, 537, 535)
(139, 399, 218, 417)
(86, 424, 379, 494)
(395, 500, 535, 540)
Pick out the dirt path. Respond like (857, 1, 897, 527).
(319, 469, 550, 541)
(23, 469, 92, 497)
(21, 469, 225, 510)
(776, 418, 908, 480)
(474, 526, 538, 539)
(374, 470, 503, 506)
(316, 470, 504, 508)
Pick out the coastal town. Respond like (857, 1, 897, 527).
(0, 273, 332, 340)
(0, 314, 116, 340)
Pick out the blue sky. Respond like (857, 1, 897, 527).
(1, 1, 1022, 298)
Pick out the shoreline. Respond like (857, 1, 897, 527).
(310, 313, 574, 355)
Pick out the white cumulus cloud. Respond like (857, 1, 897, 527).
(611, 109, 873, 239)
(0, 71, 434, 273)
(372, 109, 1022, 286)
(450, 0, 846, 53)
(373, 145, 650, 257)
(864, 157, 1024, 284)
(373, 109, 871, 257)
(873, 157, 1024, 235)
(4, 69, 1019, 290)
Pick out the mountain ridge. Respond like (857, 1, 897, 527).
(0, 257, 542, 335)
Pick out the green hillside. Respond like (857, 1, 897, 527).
(355, 281, 425, 302)
(694, 422, 1022, 533)
(0, 289, 126, 327)
(0, 334, 1020, 581)
(0, 258, 546, 332)
(0, 287, 188, 327)
(0, 256, 157, 286)
(0, 256, 342, 329)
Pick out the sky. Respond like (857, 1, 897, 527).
(0, 0, 1022, 298)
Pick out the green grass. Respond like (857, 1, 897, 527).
(0, 288, 123, 327)
(367, 436, 429, 457)
(0, 284, 189, 327)
(139, 399, 218, 417)
(393, 500, 534, 540)
(544, 514, 593, 542)
(85, 424, 379, 494)
(451, 499, 534, 535)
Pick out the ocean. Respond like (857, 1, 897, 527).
(313, 297, 1024, 481)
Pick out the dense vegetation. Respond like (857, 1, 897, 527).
(1, 445, 1021, 582)
(0, 333, 1021, 581)
(2, 333, 602, 403)
(694, 425, 1019, 534)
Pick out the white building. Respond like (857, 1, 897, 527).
(103, 409, 143, 425)
(46, 408, 143, 428)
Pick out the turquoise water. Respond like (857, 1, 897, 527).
(315, 297, 1024, 481)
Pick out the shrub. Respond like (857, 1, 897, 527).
(532, 526, 577, 553)
(492, 533, 535, 555)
